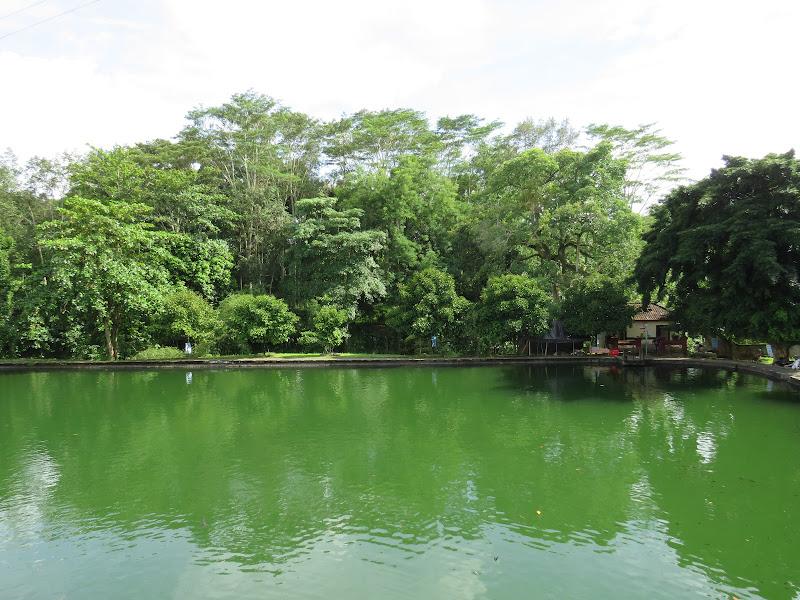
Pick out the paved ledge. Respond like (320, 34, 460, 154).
(0, 355, 615, 371)
(638, 356, 800, 389)
(1, 355, 799, 389)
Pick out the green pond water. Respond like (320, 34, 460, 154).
(1, 365, 799, 599)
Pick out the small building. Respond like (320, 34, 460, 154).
(604, 303, 686, 355)
(627, 303, 672, 340)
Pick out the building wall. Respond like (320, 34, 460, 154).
(625, 320, 672, 339)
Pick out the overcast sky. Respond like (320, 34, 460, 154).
(1, 0, 797, 183)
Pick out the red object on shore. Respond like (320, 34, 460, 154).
(610, 349, 619, 356)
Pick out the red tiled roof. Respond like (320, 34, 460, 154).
(630, 303, 671, 321)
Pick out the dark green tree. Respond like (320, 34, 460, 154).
(283, 197, 386, 316)
(558, 278, 635, 339)
(339, 155, 460, 289)
(635, 151, 800, 353)
(475, 145, 640, 298)
(0, 226, 15, 354)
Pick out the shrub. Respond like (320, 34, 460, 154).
(131, 346, 187, 360)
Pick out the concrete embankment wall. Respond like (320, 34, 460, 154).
(2, 355, 800, 390)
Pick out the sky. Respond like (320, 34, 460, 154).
(1, 0, 798, 185)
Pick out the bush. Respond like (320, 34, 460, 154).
(130, 346, 187, 360)
(216, 293, 298, 354)
(298, 304, 350, 354)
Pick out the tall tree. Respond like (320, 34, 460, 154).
(323, 108, 436, 181)
(0, 150, 68, 268)
(39, 198, 175, 360)
(340, 155, 460, 289)
(635, 151, 800, 353)
(283, 197, 386, 316)
(434, 114, 503, 180)
(180, 92, 322, 288)
(69, 146, 235, 301)
(476, 144, 640, 298)
(0, 226, 14, 354)
(510, 117, 579, 154)
(586, 123, 686, 210)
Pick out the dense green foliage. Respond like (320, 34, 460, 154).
(298, 304, 350, 354)
(154, 288, 218, 351)
(558, 278, 636, 338)
(283, 197, 386, 316)
(393, 267, 469, 353)
(3, 90, 791, 358)
(216, 293, 298, 354)
(634, 151, 800, 351)
(476, 274, 550, 353)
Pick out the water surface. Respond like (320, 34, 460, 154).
(1, 365, 799, 599)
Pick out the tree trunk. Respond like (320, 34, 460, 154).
(103, 316, 115, 360)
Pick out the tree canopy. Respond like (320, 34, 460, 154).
(21, 89, 795, 360)
(635, 151, 800, 349)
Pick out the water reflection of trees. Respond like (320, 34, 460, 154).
(0, 367, 798, 598)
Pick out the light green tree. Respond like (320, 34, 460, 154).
(39, 197, 175, 360)
(323, 108, 436, 181)
(510, 117, 579, 154)
(298, 304, 350, 354)
(585, 123, 687, 210)
(69, 146, 235, 301)
(476, 274, 550, 353)
(393, 267, 470, 353)
(154, 288, 219, 352)
(217, 293, 298, 354)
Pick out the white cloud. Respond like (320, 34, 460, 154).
(0, 0, 797, 184)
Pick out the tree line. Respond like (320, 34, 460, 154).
(2, 90, 795, 360)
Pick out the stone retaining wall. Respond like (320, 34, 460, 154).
(1, 356, 799, 390)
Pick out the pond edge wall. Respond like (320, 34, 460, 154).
(2, 356, 799, 390)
